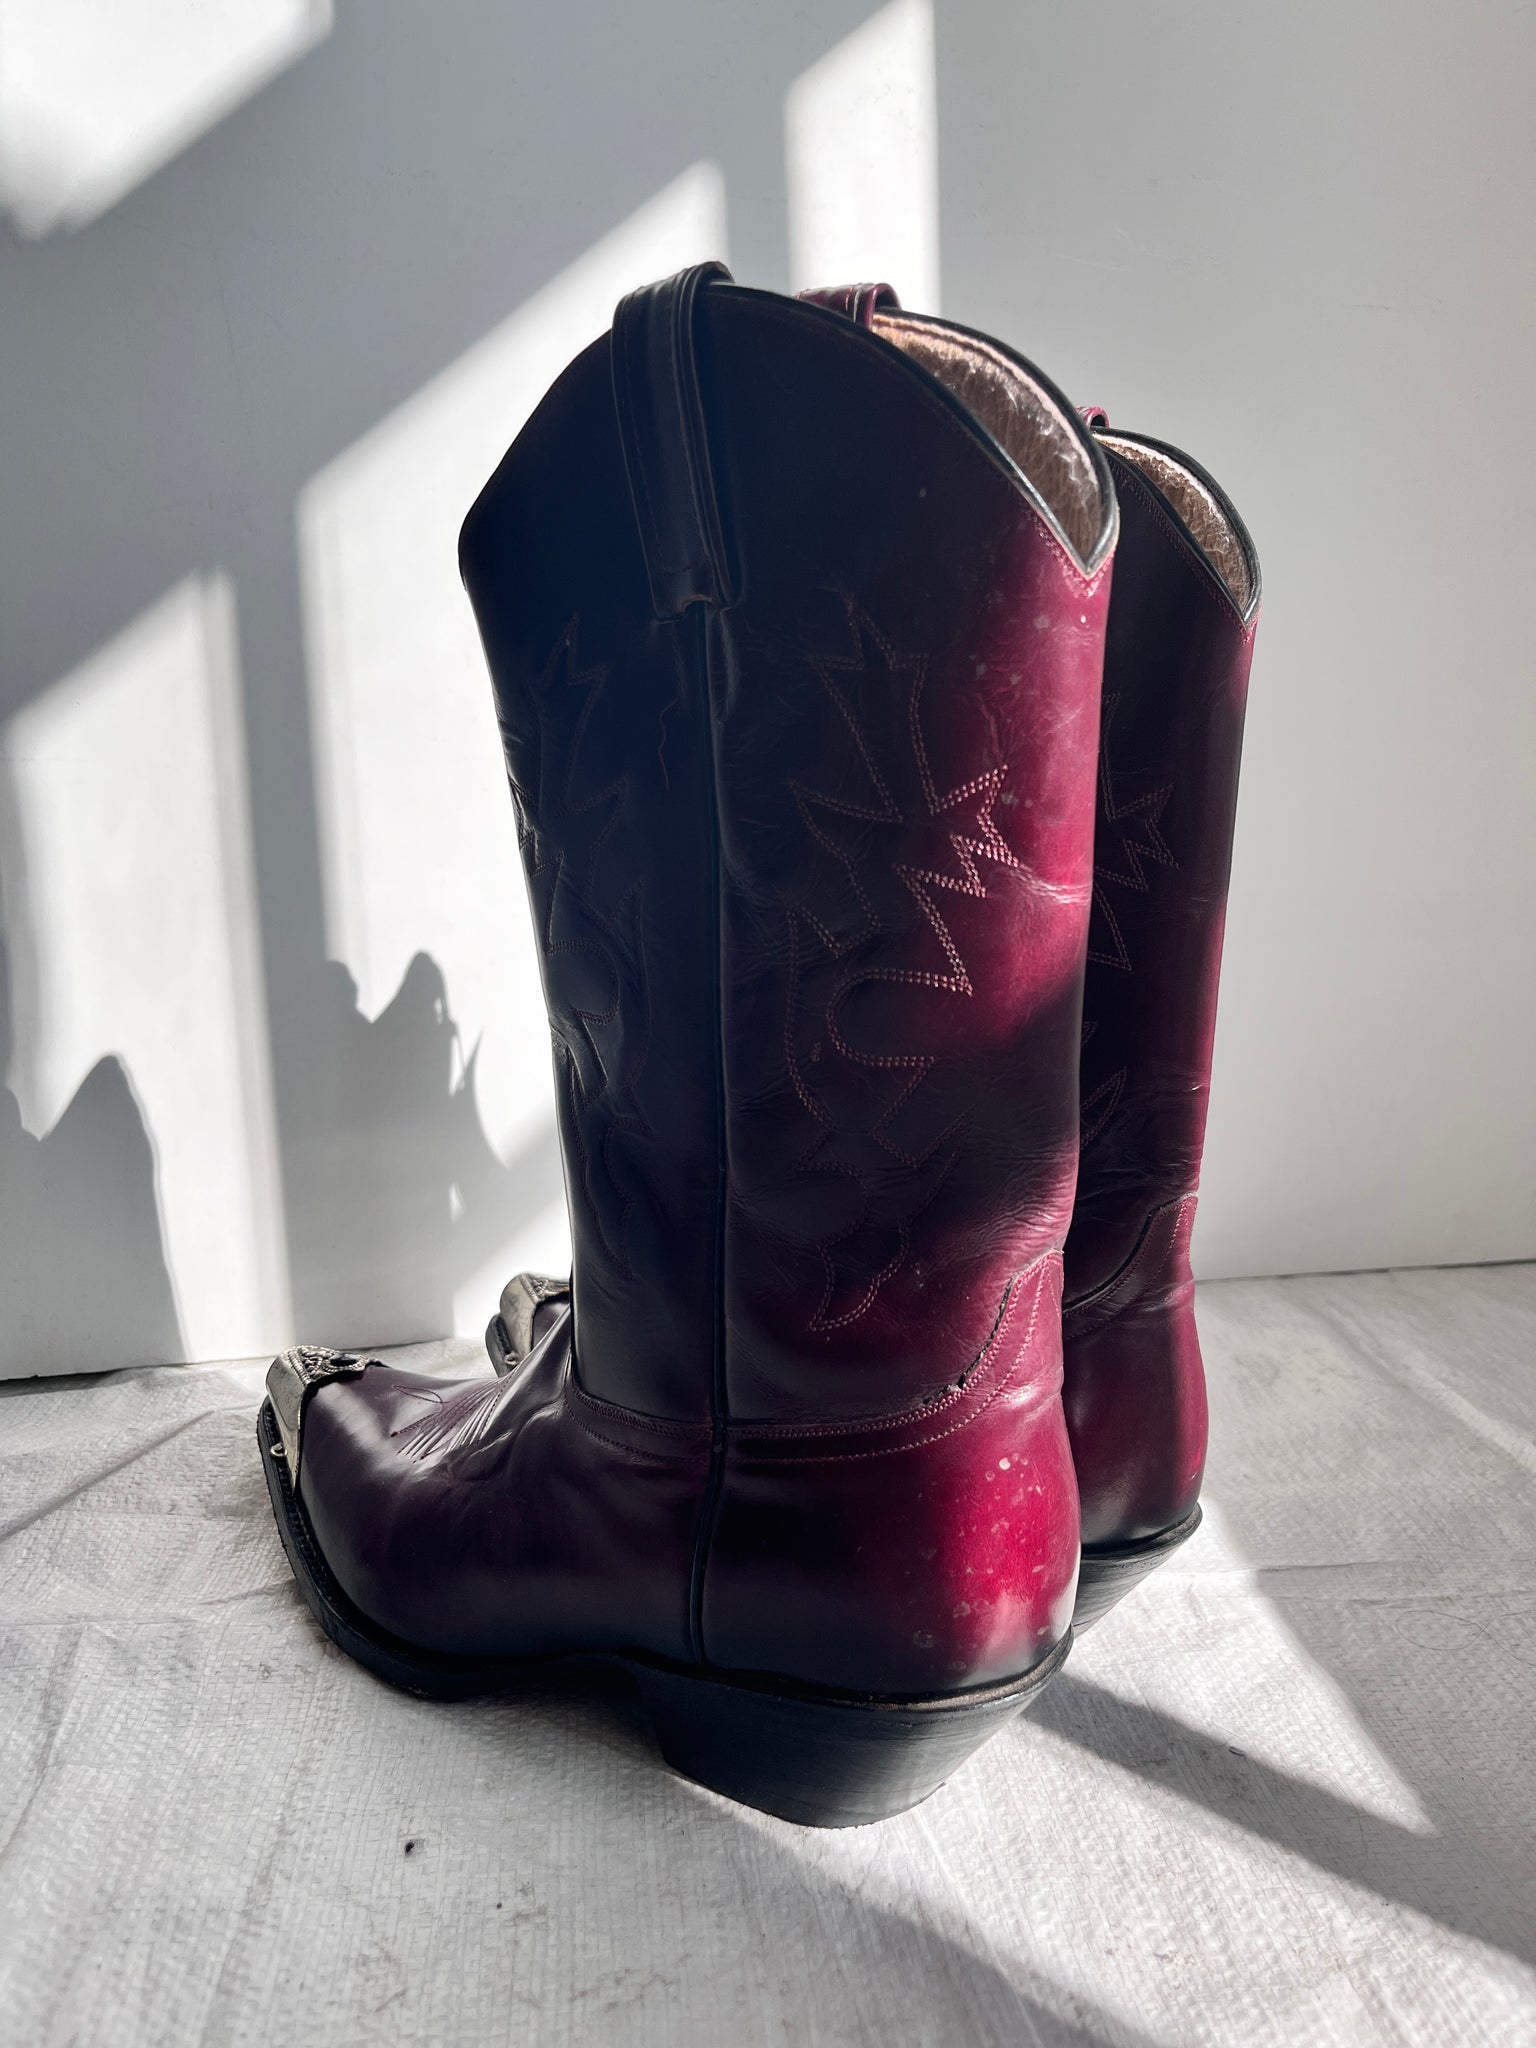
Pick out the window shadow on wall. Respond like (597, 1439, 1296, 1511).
(279, 951, 563, 1348)
(0, 922, 183, 1378)
(0, 0, 881, 1361)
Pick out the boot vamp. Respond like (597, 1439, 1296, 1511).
(294, 1334, 704, 1664)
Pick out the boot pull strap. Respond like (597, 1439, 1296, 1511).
(796, 281, 901, 328)
(612, 262, 737, 618)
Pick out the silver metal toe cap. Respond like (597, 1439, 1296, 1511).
(266, 1345, 375, 1479)
(496, 1272, 571, 1370)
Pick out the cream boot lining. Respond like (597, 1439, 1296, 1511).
(1097, 433, 1253, 612)
(873, 312, 1105, 565)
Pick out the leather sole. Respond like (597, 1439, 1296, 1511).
(257, 1397, 1071, 1827)
(1073, 1505, 1202, 1630)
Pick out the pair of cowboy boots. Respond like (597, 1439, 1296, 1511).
(259, 267, 1259, 1826)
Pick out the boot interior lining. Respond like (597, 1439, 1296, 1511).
(1097, 433, 1254, 612)
(872, 311, 1106, 566)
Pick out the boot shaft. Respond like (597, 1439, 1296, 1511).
(785, 295, 1263, 1560)
(461, 270, 1116, 1433)
(1061, 419, 1260, 1548)
(1065, 425, 1260, 1302)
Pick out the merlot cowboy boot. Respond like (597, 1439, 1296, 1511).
(736, 290, 1262, 1626)
(1062, 407, 1260, 1625)
(261, 265, 1117, 1826)
(490, 290, 1261, 1638)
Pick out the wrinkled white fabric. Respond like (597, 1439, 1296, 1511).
(1, 1270, 1532, 2047)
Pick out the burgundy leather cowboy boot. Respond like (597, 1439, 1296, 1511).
(749, 291, 1262, 1627)
(260, 265, 1117, 1824)
(490, 291, 1261, 1640)
(1062, 406, 1260, 1624)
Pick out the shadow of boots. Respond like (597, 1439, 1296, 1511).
(279, 950, 539, 1350)
(0, 929, 183, 1377)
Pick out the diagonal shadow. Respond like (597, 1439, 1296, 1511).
(0, 1364, 1154, 2048)
(934, 0, 1536, 2003)
(0, 0, 886, 1345)
(277, 951, 565, 1346)
(0, 872, 183, 1376)
(1039, 1618, 1536, 1970)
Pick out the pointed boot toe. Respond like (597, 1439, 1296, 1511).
(260, 1300, 1074, 1825)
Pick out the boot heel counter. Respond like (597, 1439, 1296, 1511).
(1062, 1194, 1207, 1546)
(702, 1258, 1081, 1695)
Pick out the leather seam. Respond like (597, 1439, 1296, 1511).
(1062, 1192, 1196, 1327)
(618, 331, 668, 587)
(566, 1373, 712, 1443)
(732, 1257, 1055, 1453)
(670, 283, 710, 587)
(733, 1256, 1047, 1438)
(560, 1257, 1060, 1454)
(733, 1263, 1055, 1465)
(569, 1418, 708, 1466)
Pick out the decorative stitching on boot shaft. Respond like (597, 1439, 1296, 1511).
(779, 600, 1045, 1334)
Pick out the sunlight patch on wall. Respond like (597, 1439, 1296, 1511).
(298, 162, 729, 1336)
(785, 0, 940, 312)
(0, 0, 332, 236)
(0, 575, 286, 1367)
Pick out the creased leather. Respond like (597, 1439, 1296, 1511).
(707, 1255, 1081, 1691)
(299, 1315, 711, 1662)
(1062, 1195, 1207, 1545)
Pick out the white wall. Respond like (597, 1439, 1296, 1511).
(0, 1, 1530, 1378)
(937, 1, 1536, 1279)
